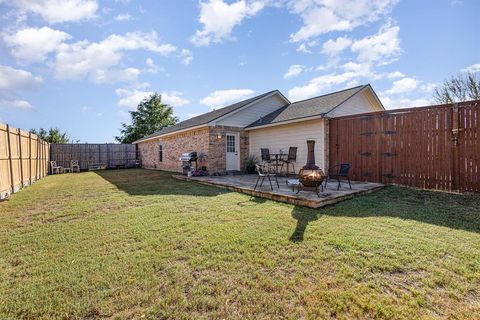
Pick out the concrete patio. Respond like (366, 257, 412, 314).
(174, 174, 385, 208)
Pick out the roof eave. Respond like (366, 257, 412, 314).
(245, 113, 326, 130)
(132, 124, 210, 144)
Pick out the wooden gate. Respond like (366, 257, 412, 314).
(329, 100, 480, 192)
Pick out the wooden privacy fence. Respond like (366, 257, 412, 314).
(50, 143, 137, 171)
(329, 100, 480, 193)
(0, 123, 49, 199)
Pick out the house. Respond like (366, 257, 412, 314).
(133, 84, 384, 174)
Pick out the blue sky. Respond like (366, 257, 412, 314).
(0, 0, 478, 142)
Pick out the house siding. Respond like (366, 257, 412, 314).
(248, 119, 327, 173)
(327, 89, 382, 118)
(215, 95, 287, 128)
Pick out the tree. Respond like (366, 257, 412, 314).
(116, 93, 178, 144)
(433, 72, 480, 104)
(30, 127, 71, 143)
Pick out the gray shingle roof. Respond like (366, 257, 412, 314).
(134, 90, 277, 143)
(246, 85, 366, 128)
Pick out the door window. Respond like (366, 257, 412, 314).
(226, 135, 236, 152)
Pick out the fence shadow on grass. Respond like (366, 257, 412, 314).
(94, 169, 231, 197)
(289, 186, 480, 242)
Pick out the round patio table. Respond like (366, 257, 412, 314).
(269, 153, 287, 174)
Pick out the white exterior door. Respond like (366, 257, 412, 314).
(226, 133, 240, 171)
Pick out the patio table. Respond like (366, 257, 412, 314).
(269, 153, 287, 174)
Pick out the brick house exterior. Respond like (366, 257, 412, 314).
(134, 85, 384, 174)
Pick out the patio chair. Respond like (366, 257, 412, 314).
(325, 163, 352, 190)
(281, 146, 297, 178)
(254, 163, 279, 191)
(50, 161, 63, 174)
(260, 148, 271, 164)
(71, 160, 80, 173)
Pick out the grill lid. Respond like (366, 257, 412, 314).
(179, 151, 198, 161)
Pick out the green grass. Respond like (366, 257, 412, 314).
(0, 169, 479, 319)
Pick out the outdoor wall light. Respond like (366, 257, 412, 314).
(217, 133, 222, 139)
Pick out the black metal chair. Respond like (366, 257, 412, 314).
(254, 164, 279, 191)
(325, 163, 352, 190)
(260, 148, 271, 163)
(281, 146, 297, 178)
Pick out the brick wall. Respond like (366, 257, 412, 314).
(137, 125, 249, 174)
(208, 126, 249, 173)
(138, 127, 209, 173)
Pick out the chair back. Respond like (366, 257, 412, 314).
(50, 161, 57, 167)
(339, 163, 351, 175)
(255, 164, 266, 176)
(260, 148, 270, 161)
(71, 160, 79, 166)
(287, 147, 297, 161)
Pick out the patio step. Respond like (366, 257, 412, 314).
(226, 170, 243, 175)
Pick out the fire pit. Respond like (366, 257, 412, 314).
(298, 140, 325, 196)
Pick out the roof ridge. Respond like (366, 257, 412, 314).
(290, 84, 366, 105)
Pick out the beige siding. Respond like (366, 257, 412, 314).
(216, 94, 287, 127)
(248, 119, 327, 172)
(327, 89, 383, 118)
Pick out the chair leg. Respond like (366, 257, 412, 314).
(274, 175, 279, 188)
(348, 177, 352, 189)
(337, 176, 341, 191)
(254, 176, 261, 190)
(268, 176, 273, 190)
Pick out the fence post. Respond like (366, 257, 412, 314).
(29, 132, 32, 184)
(18, 129, 24, 188)
(6, 125, 14, 194)
(451, 103, 460, 192)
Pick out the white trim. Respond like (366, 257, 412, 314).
(245, 114, 325, 131)
(225, 132, 240, 171)
(133, 124, 209, 144)
(209, 91, 290, 126)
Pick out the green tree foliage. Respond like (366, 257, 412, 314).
(116, 93, 178, 144)
(433, 72, 480, 104)
(30, 127, 71, 143)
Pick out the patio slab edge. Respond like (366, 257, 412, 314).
(172, 175, 385, 209)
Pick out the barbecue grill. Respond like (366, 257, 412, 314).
(179, 151, 198, 175)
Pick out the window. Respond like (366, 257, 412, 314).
(159, 143, 163, 162)
(226, 134, 236, 152)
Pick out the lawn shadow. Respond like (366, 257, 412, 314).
(290, 206, 321, 242)
(94, 169, 231, 197)
(289, 185, 480, 241)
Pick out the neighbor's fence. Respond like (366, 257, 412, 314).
(50, 143, 138, 170)
(329, 100, 480, 193)
(0, 123, 49, 199)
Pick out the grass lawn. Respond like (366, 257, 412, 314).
(0, 169, 479, 319)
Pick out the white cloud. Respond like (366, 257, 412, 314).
(288, 0, 399, 43)
(284, 65, 305, 79)
(351, 23, 401, 65)
(379, 95, 432, 109)
(0, 65, 42, 110)
(115, 88, 189, 108)
(387, 71, 404, 79)
(461, 63, 480, 73)
(3, 27, 71, 63)
(3, 0, 98, 24)
(54, 32, 176, 81)
(116, 88, 153, 108)
(421, 82, 437, 93)
(90, 67, 140, 84)
(200, 89, 255, 109)
(179, 49, 193, 65)
(161, 91, 190, 107)
(115, 13, 131, 21)
(0, 99, 34, 110)
(0, 65, 43, 92)
(385, 77, 419, 94)
(296, 43, 312, 54)
(287, 61, 375, 101)
(321, 36, 352, 56)
(190, 0, 265, 46)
